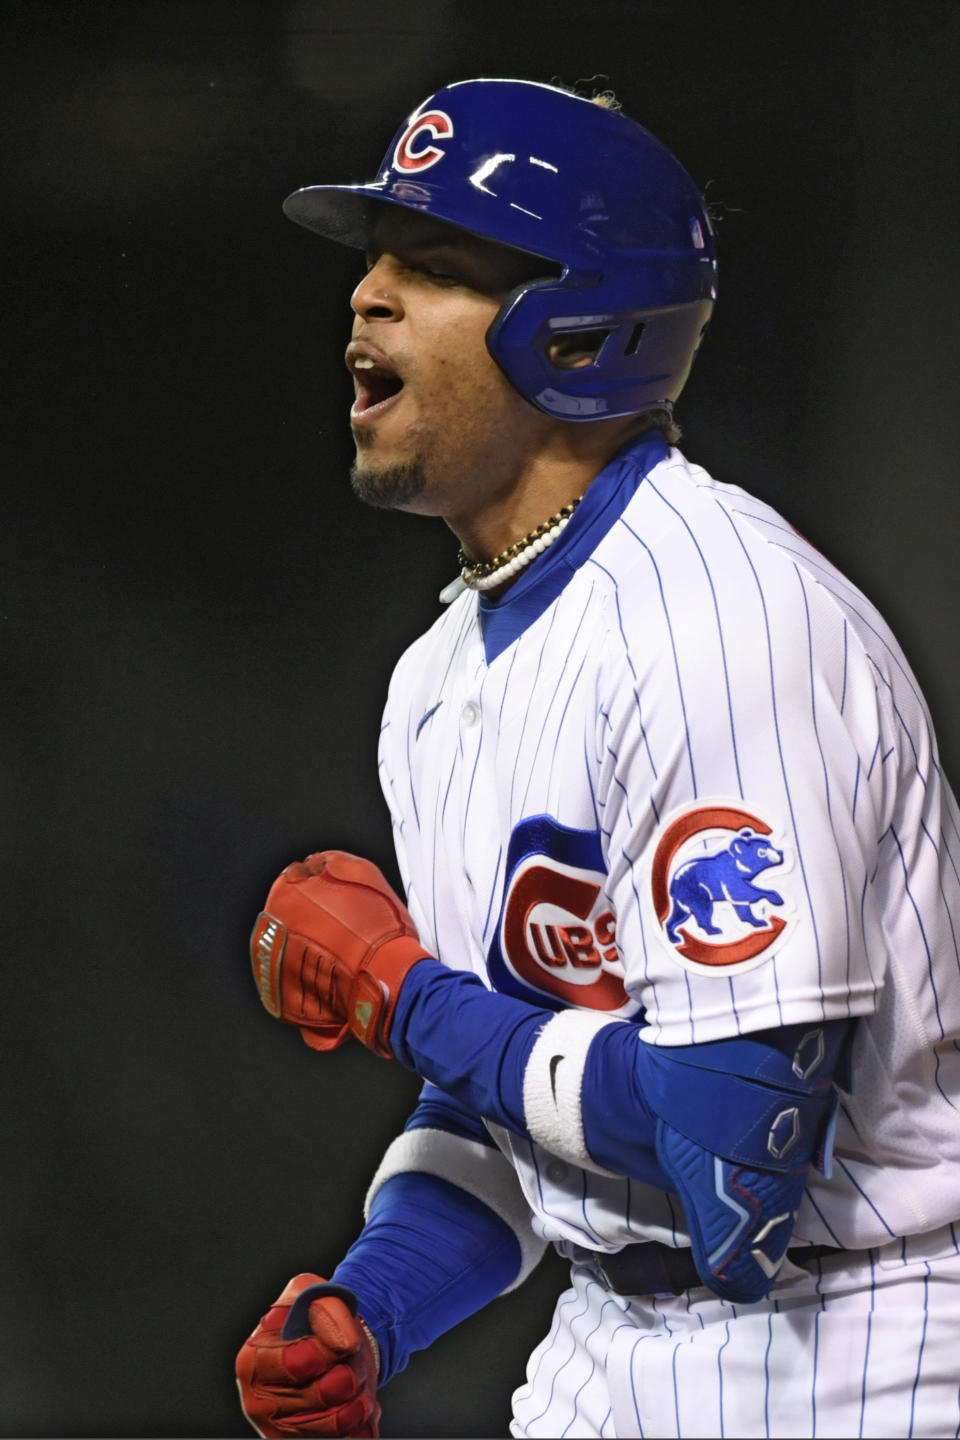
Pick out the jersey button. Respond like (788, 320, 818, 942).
(461, 701, 480, 727)
(546, 1161, 568, 1183)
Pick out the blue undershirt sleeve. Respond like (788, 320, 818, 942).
(390, 957, 662, 1173)
(331, 1169, 522, 1385)
(390, 958, 545, 1134)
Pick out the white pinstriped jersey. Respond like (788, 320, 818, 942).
(377, 445, 960, 1258)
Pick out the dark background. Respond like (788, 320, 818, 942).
(4, 1, 958, 1435)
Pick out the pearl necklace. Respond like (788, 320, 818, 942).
(438, 499, 582, 604)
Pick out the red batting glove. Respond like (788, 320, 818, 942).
(236, 1273, 380, 1438)
(250, 851, 427, 1058)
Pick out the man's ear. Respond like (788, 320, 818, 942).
(546, 329, 610, 371)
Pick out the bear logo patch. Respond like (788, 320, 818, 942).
(650, 804, 793, 976)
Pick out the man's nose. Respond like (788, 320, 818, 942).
(350, 258, 403, 321)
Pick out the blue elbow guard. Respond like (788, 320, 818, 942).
(645, 1020, 853, 1304)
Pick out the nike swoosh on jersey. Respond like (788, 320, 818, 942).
(416, 701, 443, 739)
(549, 1053, 565, 1104)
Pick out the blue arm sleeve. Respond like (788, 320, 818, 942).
(388, 959, 854, 1302)
(331, 1171, 522, 1385)
(391, 958, 663, 1171)
(330, 1083, 524, 1384)
(390, 958, 543, 1135)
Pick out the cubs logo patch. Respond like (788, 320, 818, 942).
(393, 109, 454, 173)
(487, 815, 641, 1017)
(650, 804, 793, 976)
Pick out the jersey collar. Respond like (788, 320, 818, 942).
(477, 428, 669, 664)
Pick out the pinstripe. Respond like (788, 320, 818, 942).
(811, 1278, 824, 1437)
(547, 648, 592, 801)
(588, 558, 659, 779)
(767, 949, 786, 1029)
(716, 1317, 733, 1439)
(496, 638, 521, 731)
(404, 697, 420, 830)
(606, 750, 636, 831)
(508, 604, 561, 816)
(829, 589, 931, 720)
(725, 971, 746, 1036)
(651, 1293, 675, 1337)
(858, 1250, 876, 1438)
(583, 730, 600, 829)
(514, 1298, 565, 1415)
(715, 499, 825, 998)
(576, 1166, 604, 1248)
(801, 1180, 845, 1245)
(480, 843, 503, 945)
(627, 1330, 653, 1437)
(523, 588, 593, 809)
(619, 835, 654, 998)
(797, 563, 852, 995)
(889, 826, 949, 1056)
(763, 1309, 775, 1438)
(868, 659, 927, 782)
(619, 516, 698, 796)
(851, 756, 862, 823)
(461, 657, 490, 790)
(928, 817, 960, 894)
(561, 1296, 621, 1437)
(908, 1270, 931, 1437)
(522, 1286, 595, 1429)
(647, 478, 745, 797)
(857, 873, 880, 989)
(920, 825, 960, 1050)
(834, 1156, 897, 1236)
(430, 747, 459, 954)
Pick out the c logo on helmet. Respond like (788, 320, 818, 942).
(487, 815, 640, 1017)
(393, 109, 454, 173)
(651, 803, 792, 977)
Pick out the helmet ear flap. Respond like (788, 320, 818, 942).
(487, 277, 713, 421)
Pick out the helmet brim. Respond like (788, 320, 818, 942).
(282, 179, 571, 267)
(282, 183, 393, 249)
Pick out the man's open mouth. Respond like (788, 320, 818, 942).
(348, 345, 405, 419)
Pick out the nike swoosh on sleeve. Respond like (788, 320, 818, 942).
(549, 1053, 565, 1104)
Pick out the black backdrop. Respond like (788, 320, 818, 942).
(5, 1, 959, 1435)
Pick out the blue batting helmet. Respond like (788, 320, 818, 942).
(283, 78, 717, 421)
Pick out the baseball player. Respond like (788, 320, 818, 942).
(236, 79, 960, 1438)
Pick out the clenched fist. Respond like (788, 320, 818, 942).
(250, 850, 427, 1057)
(236, 1274, 380, 1438)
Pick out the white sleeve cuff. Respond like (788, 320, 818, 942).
(364, 1126, 546, 1290)
(522, 1009, 622, 1174)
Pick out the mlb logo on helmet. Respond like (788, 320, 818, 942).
(393, 109, 455, 173)
(650, 804, 792, 976)
(487, 815, 641, 1016)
